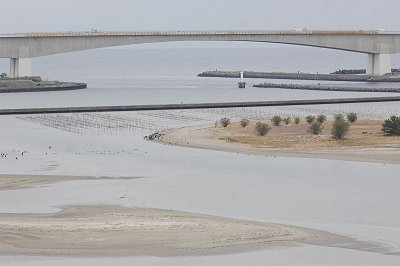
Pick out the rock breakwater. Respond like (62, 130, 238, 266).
(253, 82, 400, 93)
(198, 71, 400, 82)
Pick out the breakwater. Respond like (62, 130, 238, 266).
(331, 68, 400, 75)
(0, 82, 87, 93)
(2, 96, 400, 116)
(198, 71, 400, 82)
(254, 82, 400, 93)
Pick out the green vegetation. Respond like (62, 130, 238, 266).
(347, 113, 358, 123)
(283, 117, 291, 125)
(294, 117, 301, 125)
(334, 114, 344, 120)
(316, 114, 327, 124)
(220, 117, 231, 128)
(305, 115, 316, 124)
(271, 116, 283, 126)
(381, 116, 400, 136)
(331, 115, 349, 139)
(255, 122, 271, 136)
(308, 121, 323, 135)
(240, 118, 250, 128)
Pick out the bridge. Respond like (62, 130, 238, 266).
(1, 30, 400, 78)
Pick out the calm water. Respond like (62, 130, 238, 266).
(1, 46, 400, 109)
(1, 45, 400, 265)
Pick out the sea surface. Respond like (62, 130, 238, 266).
(0, 45, 400, 265)
(0, 45, 400, 109)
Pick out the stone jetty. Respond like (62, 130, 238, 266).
(0, 76, 87, 93)
(253, 82, 400, 93)
(198, 71, 400, 82)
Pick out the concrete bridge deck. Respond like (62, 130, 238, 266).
(1, 30, 400, 77)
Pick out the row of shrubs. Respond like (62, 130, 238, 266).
(218, 113, 400, 139)
(219, 118, 272, 136)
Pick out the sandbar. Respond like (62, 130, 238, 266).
(0, 205, 394, 257)
(157, 120, 400, 164)
(0, 174, 142, 190)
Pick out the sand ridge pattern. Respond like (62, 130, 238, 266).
(0, 205, 312, 256)
(0, 205, 396, 257)
(0, 175, 143, 190)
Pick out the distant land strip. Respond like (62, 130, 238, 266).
(2, 96, 400, 115)
(0, 83, 87, 93)
(254, 82, 400, 93)
(198, 71, 400, 82)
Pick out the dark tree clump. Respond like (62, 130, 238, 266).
(271, 116, 283, 126)
(220, 118, 231, 127)
(381, 116, 400, 136)
(331, 115, 349, 139)
(255, 122, 271, 136)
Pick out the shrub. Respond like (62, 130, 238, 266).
(240, 118, 250, 128)
(294, 117, 301, 125)
(331, 116, 349, 139)
(305, 115, 316, 124)
(334, 114, 344, 120)
(271, 116, 283, 126)
(347, 113, 358, 123)
(381, 116, 400, 136)
(220, 117, 231, 127)
(316, 114, 327, 124)
(255, 122, 271, 136)
(308, 121, 323, 135)
(284, 117, 291, 125)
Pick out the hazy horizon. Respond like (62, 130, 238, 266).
(1, 0, 399, 34)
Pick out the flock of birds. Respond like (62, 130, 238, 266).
(0, 145, 151, 166)
(1, 146, 52, 161)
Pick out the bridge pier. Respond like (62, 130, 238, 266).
(10, 58, 32, 78)
(367, 54, 391, 76)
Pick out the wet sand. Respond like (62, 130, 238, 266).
(1, 120, 399, 257)
(0, 175, 142, 190)
(0, 205, 394, 257)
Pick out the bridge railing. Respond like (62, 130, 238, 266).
(0, 30, 385, 38)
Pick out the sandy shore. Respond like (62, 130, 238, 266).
(0, 174, 142, 190)
(158, 122, 400, 164)
(0, 174, 396, 257)
(0, 205, 393, 257)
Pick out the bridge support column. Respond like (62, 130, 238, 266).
(367, 54, 391, 76)
(10, 58, 32, 78)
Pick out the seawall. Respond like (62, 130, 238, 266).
(1, 96, 400, 115)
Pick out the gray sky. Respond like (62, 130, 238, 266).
(1, 0, 399, 33)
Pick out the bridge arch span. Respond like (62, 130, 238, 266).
(1, 30, 399, 77)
